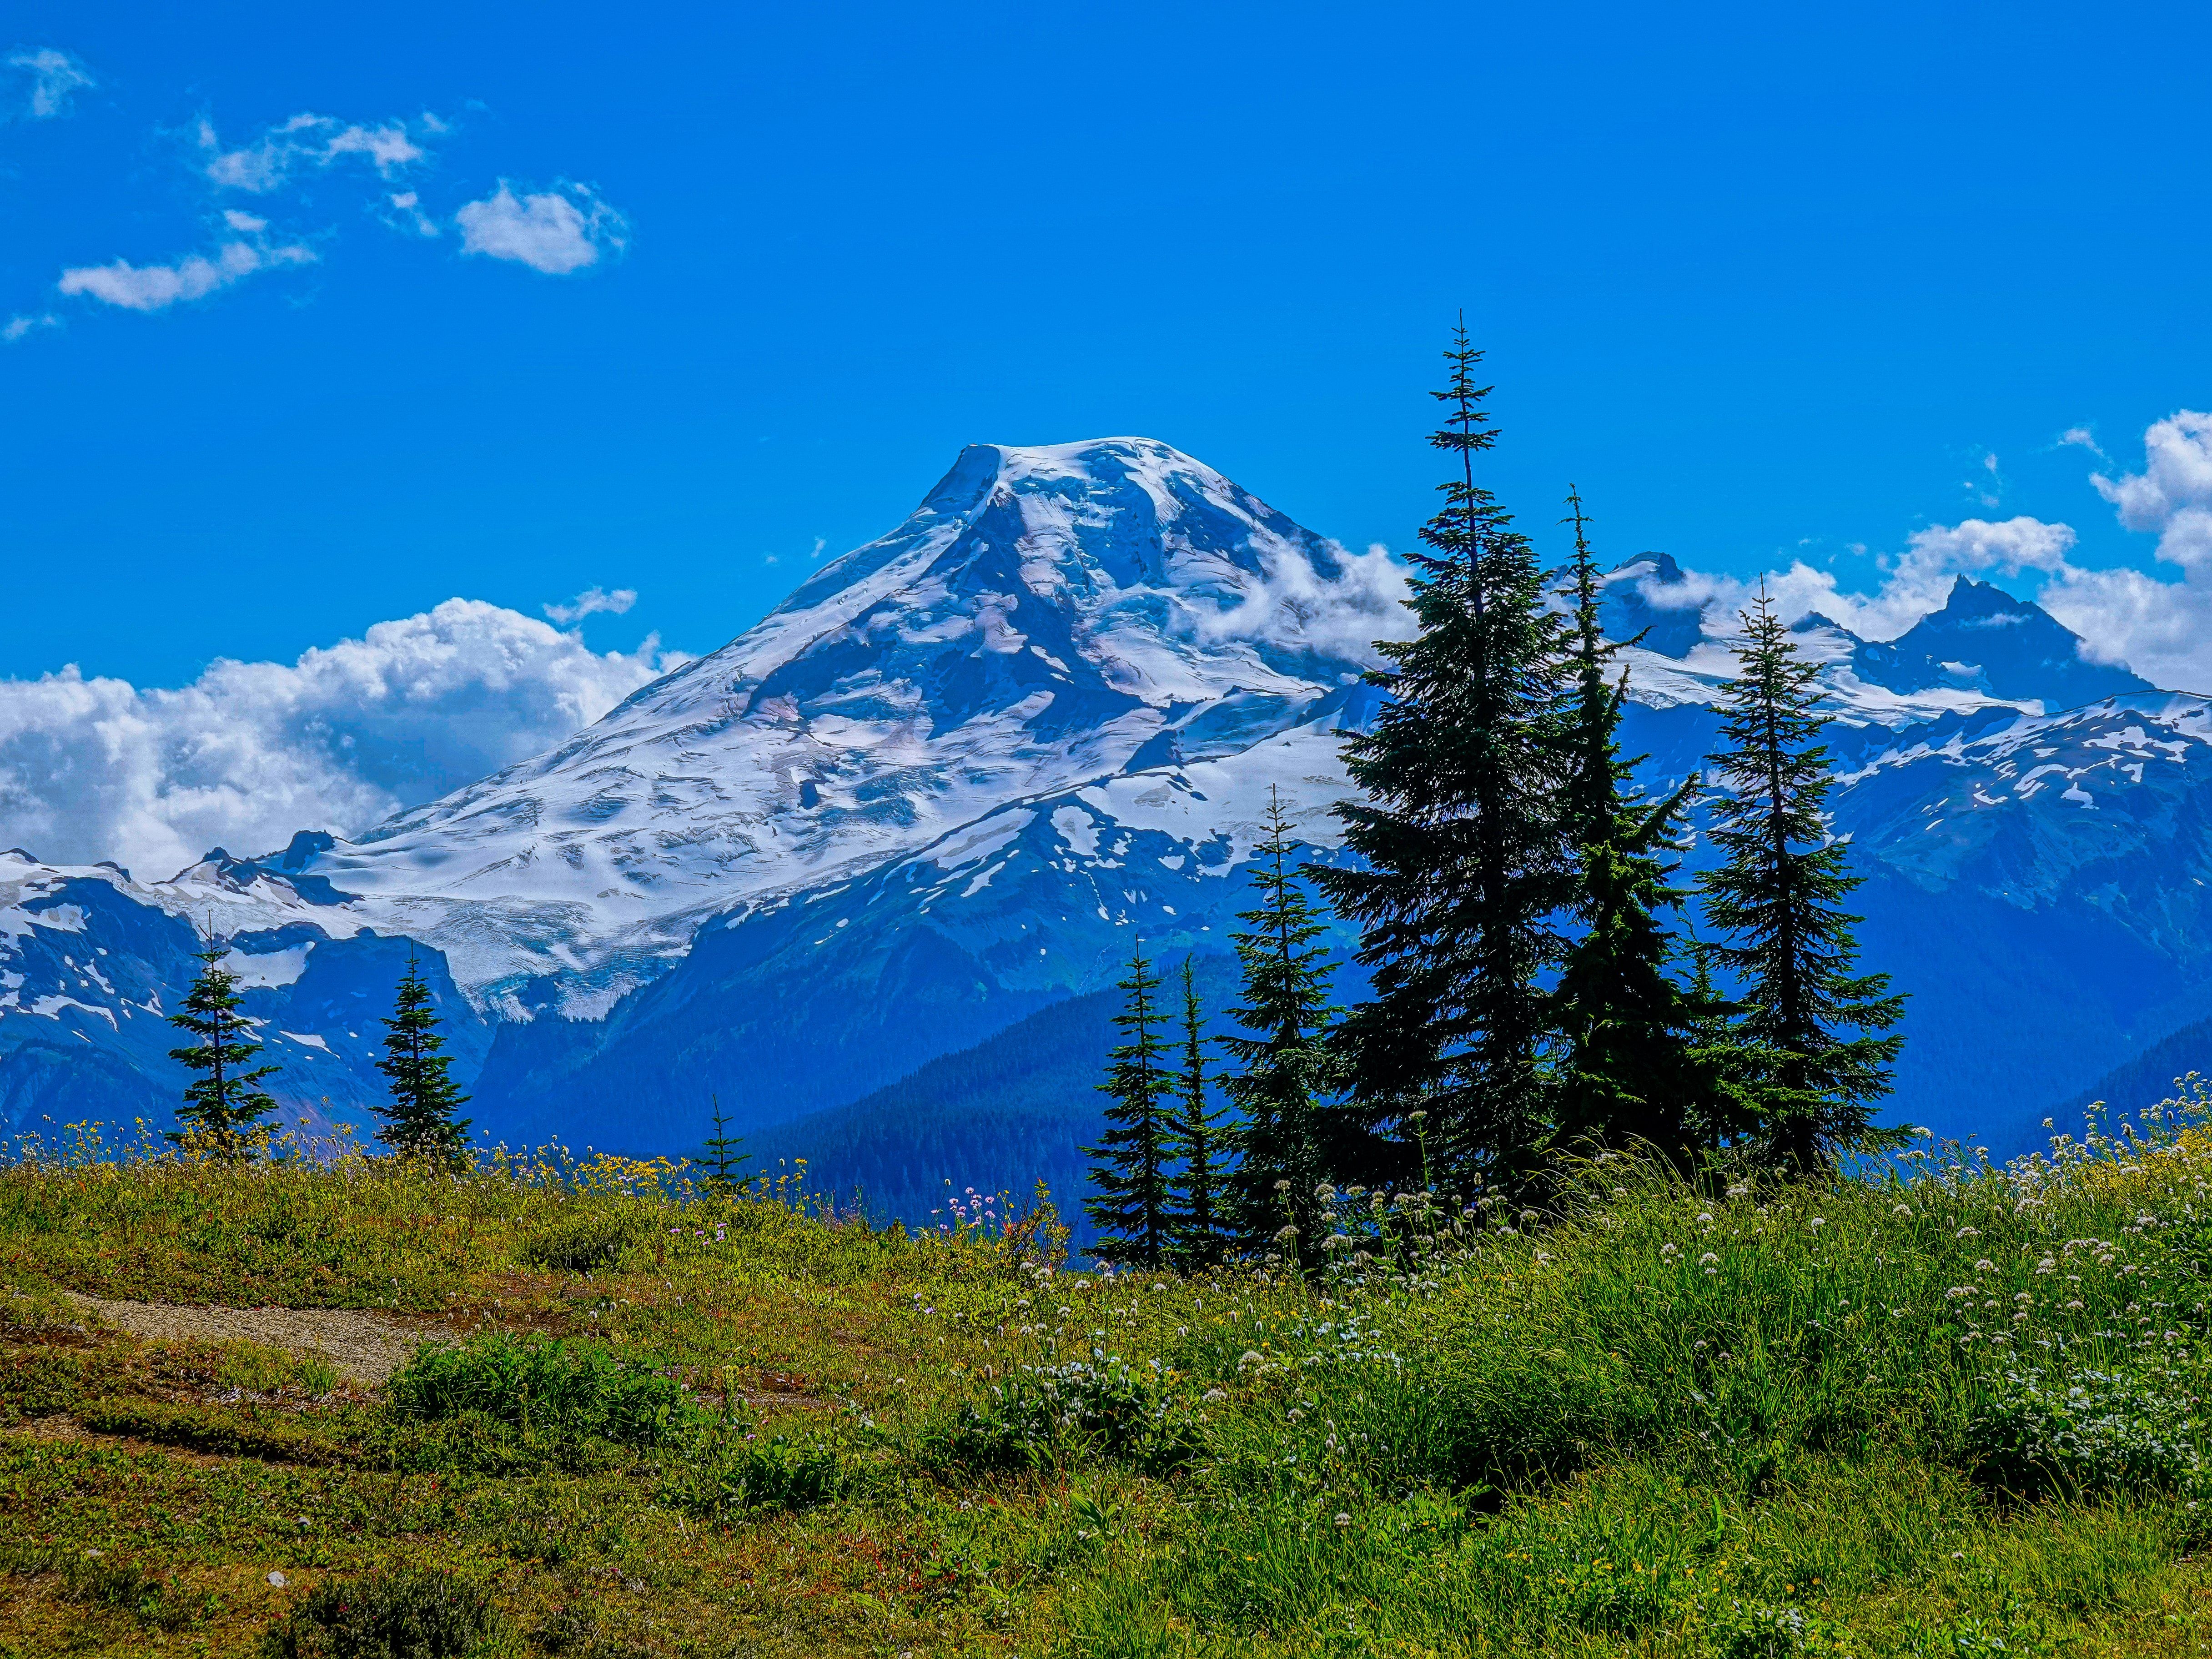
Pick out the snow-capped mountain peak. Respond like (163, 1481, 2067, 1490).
(218, 438, 1393, 1005)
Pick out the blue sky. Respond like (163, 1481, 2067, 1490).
(3, 2, 2211, 870)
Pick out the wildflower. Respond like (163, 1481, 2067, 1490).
(1238, 1350, 1263, 1367)
(1892, 1204, 1912, 1216)
(1699, 1252, 1718, 1266)
(1274, 1179, 1292, 1193)
(1334, 1513, 1351, 1526)
(1520, 1208, 1538, 1224)
(1976, 1260, 1996, 1274)
(1809, 1217, 1826, 1231)
(1660, 1243, 1679, 1257)
(1957, 1227, 1981, 1238)
(1202, 1388, 1227, 1402)
(1726, 1183, 1750, 1198)
(1274, 1224, 1299, 1242)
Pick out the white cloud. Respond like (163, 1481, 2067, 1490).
(1628, 409, 2212, 694)
(542, 586, 637, 625)
(2091, 409, 2212, 573)
(2, 312, 56, 343)
(59, 227, 315, 312)
(0, 599, 687, 879)
(382, 190, 440, 238)
(2060, 426, 2108, 462)
(200, 112, 426, 194)
(1631, 516, 2077, 646)
(1191, 538, 1416, 667)
(7, 46, 94, 120)
(456, 182, 627, 274)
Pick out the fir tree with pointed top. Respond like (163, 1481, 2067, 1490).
(1165, 957, 1232, 1269)
(1317, 322, 1571, 1191)
(1544, 493, 1709, 1162)
(372, 953, 472, 1166)
(166, 943, 280, 1161)
(697, 1095, 752, 1194)
(1697, 588, 1906, 1171)
(1225, 787, 1340, 1255)
(1083, 939, 1176, 1269)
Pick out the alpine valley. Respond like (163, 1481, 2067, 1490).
(5, 439, 2205, 1218)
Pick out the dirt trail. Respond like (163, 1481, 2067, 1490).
(62, 1293, 443, 1387)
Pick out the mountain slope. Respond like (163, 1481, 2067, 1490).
(11, 439, 2212, 1203)
(267, 438, 1392, 1012)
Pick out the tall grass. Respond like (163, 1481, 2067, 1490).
(4, 1096, 2210, 1654)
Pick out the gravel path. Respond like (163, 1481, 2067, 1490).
(63, 1293, 441, 1387)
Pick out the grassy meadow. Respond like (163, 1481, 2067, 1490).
(3, 1109, 2212, 1657)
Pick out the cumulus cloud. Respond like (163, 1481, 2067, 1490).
(456, 182, 627, 274)
(2, 312, 57, 343)
(7, 46, 94, 120)
(198, 112, 427, 194)
(1621, 409, 2212, 694)
(0, 599, 687, 880)
(1192, 537, 1416, 668)
(58, 220, 315, 312)
(2091, 410, 2212, 573)
(542, 586, 637, 625)
(1618, 515, 2077, 648)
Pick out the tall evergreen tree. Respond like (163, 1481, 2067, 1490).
(1545, 493, 1709, 1161)
(1697, 588, 1906, 1170)
(1083, 940, 1176, 1269)
(166, 942, 280, 1161)
(372, 953, 472, 1165)
(1225, 787, 1339, 1255)
(696, 1095, 752, 1194)
(1317, 323, 1571, 1190)
(1164, 958, 1232, 1269)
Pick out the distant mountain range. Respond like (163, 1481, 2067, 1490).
(5, 439, 2206, 1209)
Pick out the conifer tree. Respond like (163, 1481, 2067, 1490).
(1225, 788, 1339, 1255)
(166, 942, 280, 1161)
(372, 953, 472, 1165)
(1317, 323, 1570, 1190)
(1164, 957, 1232, 1269)
(697, 1094, 752, 1194)
(1083, 940, 1176, 1269)
(1545, 493, 1708, 1161)
(1697, 588, 1906, 1170)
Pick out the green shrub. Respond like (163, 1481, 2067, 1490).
(930, 1357, 1205, 1474)
(386, 1330, 703, 1448)
(659, 1426, 844, 1519)
(523, 1210, 644, 1274)
(1709, 1599, 1861, 1658)
(258, 1566, 503, 1658)
(1968, 1363, 2209, 1501)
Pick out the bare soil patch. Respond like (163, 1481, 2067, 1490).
(60, 1294, 443, 1387)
